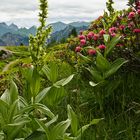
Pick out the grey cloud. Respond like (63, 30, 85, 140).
(0, 0, 128, 27)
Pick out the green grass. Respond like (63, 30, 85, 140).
(0, 45, 140, 139)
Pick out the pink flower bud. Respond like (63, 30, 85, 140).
(109, 27, 117, 34)
(80, 39, 86, 46)
(93, 34, 99, 41)
(119, 25, 125, 30)
(75, 46, 81, 52)
(137, 9, 140, 14)
(78, 35, 86, 40)
(128, 12, 135, 19)
(99, 29, 106, 36)
(88, 49, 96, 56)
(133, 29, 140, 33)
(87, 32, 94, 39)
(98, 44, 106, 50)
(111, 33, 116, 37)
(136, 1, 140, 7)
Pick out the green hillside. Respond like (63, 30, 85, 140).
(0, 0, 140, 140)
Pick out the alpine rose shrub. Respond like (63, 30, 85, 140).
(68, 0, 140, 64)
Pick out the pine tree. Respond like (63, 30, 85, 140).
(69, 27, 77, 37)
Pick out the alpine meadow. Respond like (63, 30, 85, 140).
(0, 0, 140, 139)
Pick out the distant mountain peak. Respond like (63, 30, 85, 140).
(49, 22, 67, 33)
(9, 23, 18, 31)
(29, 25, 36, 29)
(51, 21, 66, 25)
(0, 22, 7, 27)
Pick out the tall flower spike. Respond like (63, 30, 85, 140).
(29, 0, 52, 68)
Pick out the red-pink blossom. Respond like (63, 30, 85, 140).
(128, 12, 135, 19)
(99, 29, 106, 36)
(119, 25, 125, 30)
(111, 33, 116, 37)
(80, 39, 86, 46)
(93, 34, 99, 41)
(136, 1, 140, 6)
(98, 44, 106, 50)
(87, 32, 94, 39)
(137, 9, 140, 14)
(75, 46, 81, 52)
(133, 29, 140, 33)
(88, 49, 96, 56)
(109, 27, 117, 34)
(78, 35, 86, 40)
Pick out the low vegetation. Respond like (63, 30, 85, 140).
(0, 0, 140, 139)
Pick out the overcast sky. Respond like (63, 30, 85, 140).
(0, 0, 128, 27)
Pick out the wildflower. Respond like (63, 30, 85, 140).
(109, 27, 117, 34)
(99, 29, 106, 36)
(137, 9, 140, 14)
(78, 35, 86, 40)
(98, 44, 106, 50)
(119, 25, 125, 30)
(136, 1, 140, 6)
(75, 46, 81, 52)
(87, 32, 94, 39)
(80, 39, 86, 46)
(93, 34, 99, 41)
(133, 29, 140, 33)
(128, 12, 135, 19)
(88, 49, 96, 56)
(111, 33, 116, 37)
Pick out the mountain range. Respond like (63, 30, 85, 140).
(0, 21, 90, 46)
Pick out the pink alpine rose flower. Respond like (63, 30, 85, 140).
(109, 27, 117, 34)
(98, 44, 106, 50)
(137, 9, 140, 14)
(111, 33, 116, 37)
(87, 32, 94, 39)
(88, 49, 96, 56)
(133, 29, 140, 33)
(75, 46, 81, 52)
(80, 39, 86, 46)
(99, 29, 106, 36)
(128, 12, 135, 19)
(138, 6, 140, 9)
(119, 25, 125, 30)
(93, 34, 99, 41)
(78, 35, 86, 40)
(136, 1, 140, 6)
